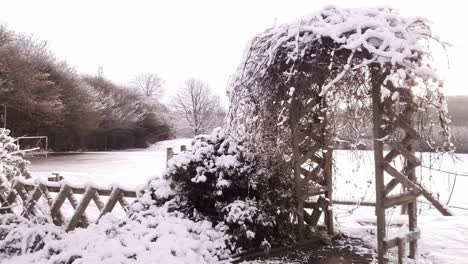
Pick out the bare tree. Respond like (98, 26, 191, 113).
(131, 72, 164, 98)
(172, 78, 225, 135)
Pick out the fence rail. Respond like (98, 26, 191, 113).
(0, 176, 137, 231)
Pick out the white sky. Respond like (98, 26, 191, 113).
(0, 0, 466, 105)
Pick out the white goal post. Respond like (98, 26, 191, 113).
(15, 136, 48, 158)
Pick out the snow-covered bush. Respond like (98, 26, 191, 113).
(0, 199, 231, 263)
(135, 128, 294, 251)
(0, 129, 30, 185)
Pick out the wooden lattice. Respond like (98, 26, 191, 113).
(371, 71, 453, 263)
(0, 179, 137, 232)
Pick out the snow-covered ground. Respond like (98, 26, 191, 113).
(24, 140, 468, 263)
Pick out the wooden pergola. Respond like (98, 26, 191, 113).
(227, 7, 454, 263)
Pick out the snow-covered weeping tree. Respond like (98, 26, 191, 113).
(227, 6, 452, 240)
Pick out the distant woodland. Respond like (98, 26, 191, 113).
(0, 25, 466, 152)
(0, 26, 172, 151)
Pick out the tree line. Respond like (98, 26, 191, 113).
(0, 25, 172, 151)
(0, 25, 225, 151)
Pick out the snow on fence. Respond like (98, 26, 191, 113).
(0, 176, 137, 232)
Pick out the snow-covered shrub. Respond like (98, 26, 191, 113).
(0, 129, 30, 186)
(1, 199, 231, 264)
(136, 128, 294, 251)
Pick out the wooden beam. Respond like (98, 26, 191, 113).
(384, 163, 453, 216)
(118, 196, 130, 214)
(383, 135, 413, 163)
(384, 192, 418, 209)
(384, 229, 421, 250)
(383, 178, 400, 196)
(22, 182, 137, 198)
(385, 140, 421, 166)
(97, 188, 122, 222)
(66, 186, 97, 231)
(299, 143, 322, 165)
(383, 163, 422, 194)
(92, 192, 105, 211)
(397, 237, 407, 264)
(50, 185, 71, 225)
(67, 190, 90, 228)
(309, 196, 329, 226)
(370, 72, 387, 264)
(21, 185, 43, 218)
(301, 164, 322, 186)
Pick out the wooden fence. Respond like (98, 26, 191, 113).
(0, 176, 137, 232)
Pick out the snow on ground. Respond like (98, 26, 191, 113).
(28, 138, 191, 190)
(22, 140, 468, 263)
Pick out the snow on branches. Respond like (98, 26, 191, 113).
(227, 5, 452, 153)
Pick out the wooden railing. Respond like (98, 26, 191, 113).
(0, 177, 137, 231)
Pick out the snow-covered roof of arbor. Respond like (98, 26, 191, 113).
(227, 6, 451, 151)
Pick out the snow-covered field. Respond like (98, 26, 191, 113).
(24, 139, 468, 263)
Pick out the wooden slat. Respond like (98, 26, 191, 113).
(309, 196, 328, 226)
(384, 163, 453, 216)
(66, 186, 97, 231)
(118, 196, 130, 214)
(92, 192, 105, 211)
(384, 192, 417, 209)
(383, 163, 422, 194)
(299, 143, 321, 165)
(21, 185, 43, 218)
(393, 115, 420, 140)
(50, 185, 71, 225)
(383, 178, 400, 196)
(301, 164, 322, 185)
(0, 192, 12, 214)
(385, 140, 421, 166)
(384, 229, 421, 250)
(383, 135, 413, 163)
(19, 182, 137, 198)
(97, 188, 122, 222)
(67, 189, 90, 228)
(397, 237, 407, 264)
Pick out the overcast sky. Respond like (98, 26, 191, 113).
(0, 0, 466, 105)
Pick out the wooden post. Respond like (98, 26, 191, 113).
(407, 118, 418, 258)
(166, 148, 174, 168)
(397, 237, 407, 264)
(324, 149, 334, 235)
(180, 145, 187, 152)
(371, 69, 387, 264)
(66, 186, 97, 231)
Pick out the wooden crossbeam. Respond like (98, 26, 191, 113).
(92, 192, 105, 211)
(118, 196, 130, 213)
(309, 196, 329, 226)
(384, 163, 453, 216)
(299, 143, 322, 165)
(385, 140, 421, 166)
(67, 189, 90, 228)
(384, 192, 418, 209)
(301, 164, 322, 185)
(392, 115, 420, 140)
(23, 184, 137, 198)
(50, 185, 71, 225)
(21, 185, 43, 218)
(383, 135, 413, 163)
(383, 178, 400, 196)
(97, 188, 122, 222)
(67, 186, 97, 231)
(384, 229, 421, 250)
(383, 163, 422, 194)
